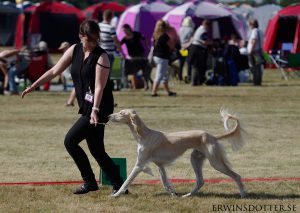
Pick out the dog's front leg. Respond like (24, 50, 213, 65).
(112, 165, 142, 197)
(157, 165, 178, 196)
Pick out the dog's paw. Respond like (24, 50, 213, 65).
(182, 193, 192, 198)
(111, 190, 122, 198)
(240, 192, 246, 199)
(171, 192, 179, 197)
(111, 193, 121, 198)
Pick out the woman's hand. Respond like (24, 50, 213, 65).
(90, 110, 99, 126)
(21, 86, 34, 99)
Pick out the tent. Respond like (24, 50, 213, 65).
(162, 1, 247, 40)
(15, 1, 85, 50)
(252, 4, 281, 34)
(116, 0, 173, 56)
(264, 4, 300, 53)
(0, 3, 20, 46)
(15, 4, 38, 49)
(84, 2, 126, 21)
(231, 3, 253, 19)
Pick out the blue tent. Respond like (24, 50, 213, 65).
(0, 3, 20, 46)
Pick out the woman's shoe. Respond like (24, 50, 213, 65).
(151, 93, 159, 97)
(168, 92, 177, 96)
(73, 181, 99, 194)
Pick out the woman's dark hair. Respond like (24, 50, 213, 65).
(122, 24, 132, 32)
(249, 19, 259, 28)
(103, 9, 113, 20)
(79, 20, 100, 42)
(202, 19, 211, 27)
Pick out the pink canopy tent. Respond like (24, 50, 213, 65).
(116, 0, 173, 56)
(163, 1, 247, 40)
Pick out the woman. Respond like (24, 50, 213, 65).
(178, 16, 195, 82)
(22, 20, 125, 195)
(247, 19, 264, 86)
(151, 20, 176, 97)
(188, 19, 212, 86)
(0, 49, 21, 95)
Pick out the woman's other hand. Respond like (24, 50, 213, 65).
(90, 110, 99, 126)
(21, 86, 34, 99)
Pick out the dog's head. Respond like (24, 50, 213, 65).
(109, 109, 137, 124)
(109, 109, 143, 137)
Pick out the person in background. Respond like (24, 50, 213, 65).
(238, 40, 250, 83)
(188, 19, 212, 86)
(58, 41, 71, 91)
(35, 41, 54, 71)
(0, 58, 8, 94)
(22, 20, 126, 195)
(5, 48, 29, 95)
(239, 40, 248, 56)
(120, 24, 152, 90)
(0, 49, 19, 95)
(151, 20, 176, 97)
(247, 19, 264, 86)
(58, 41, 76, 107)
(32, 41, 54, 91)
(98, 10, 123, 73)
(178, 16, 195, 82)
(223, 33, 242, 85)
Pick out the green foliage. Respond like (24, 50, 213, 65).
(277, 0, 300, 7)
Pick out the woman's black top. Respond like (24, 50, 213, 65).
(153, 33, 170, 60)
(70, 43, 114, 122)
(121, 32, 145, 57)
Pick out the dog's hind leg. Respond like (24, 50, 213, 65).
(208, 145, 246, 198)
(182, 150, 206, 197)
(156, 164, 178, 196)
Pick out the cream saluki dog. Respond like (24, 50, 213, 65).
(109, 108, 246, 198)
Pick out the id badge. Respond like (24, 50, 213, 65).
(84, 92, 94, 103)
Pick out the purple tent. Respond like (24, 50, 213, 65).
(116, 0, 173, 56)
(163, 1, 247, 40)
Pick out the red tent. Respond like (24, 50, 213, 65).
(15, 1, 86, 50)
(15, 4, 37, 49)
(264, 4, 300, 53)
(84, 2, 126, 21)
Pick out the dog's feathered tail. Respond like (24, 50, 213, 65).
(216, 108, 246, 152)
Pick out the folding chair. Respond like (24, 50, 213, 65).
(264, 51, 288, 80)
(265, 51, 300, 80)
(25, 51, 50, 90)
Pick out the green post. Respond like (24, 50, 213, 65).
(100, 158, 127, 186)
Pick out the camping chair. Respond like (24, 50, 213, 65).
(265, 51, 300, 80)
(25, 50, 50, 90)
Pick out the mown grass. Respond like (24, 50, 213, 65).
(0, 69, 299, 212)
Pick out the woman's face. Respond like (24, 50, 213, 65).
(123, 28, 131, 36)
(79, 34, 97, 49)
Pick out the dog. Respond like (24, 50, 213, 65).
(108, 108, 246, 198)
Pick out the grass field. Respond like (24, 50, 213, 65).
(0, 69, 299, 212)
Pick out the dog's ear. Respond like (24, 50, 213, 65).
(130, 112, 142, 138)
